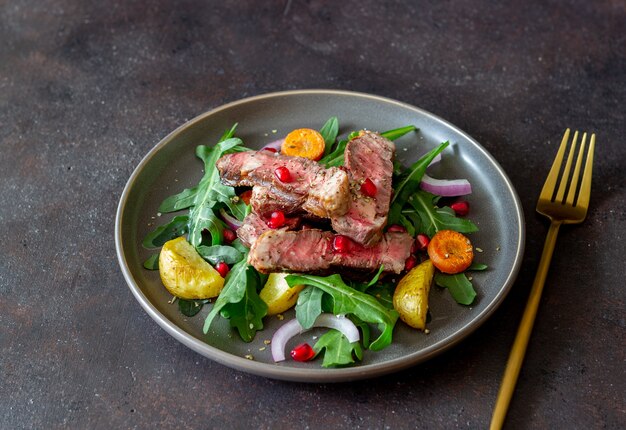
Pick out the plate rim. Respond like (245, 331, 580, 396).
(115, 89, 525, 382)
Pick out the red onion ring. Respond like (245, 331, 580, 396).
(219, 208, 243, 230)
(419, 173, 472, 196)
(271, 314, 360, 362)
(261, 138, 285, 152)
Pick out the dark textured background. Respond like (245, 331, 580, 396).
(1, 0, 624, 428)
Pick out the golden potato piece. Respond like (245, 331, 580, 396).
(393, 259, 435, 330)
(159, 236, 225, 299)
(259, 273, 305, 315)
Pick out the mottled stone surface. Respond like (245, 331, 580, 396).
(1, 0, 624, 428)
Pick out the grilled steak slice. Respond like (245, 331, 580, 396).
(331, 131, 395, 246)
(236, 212, 301, 247)
(250, 186, 301, 216)
(248, 229, 414, 274)
(217, 151, 349, 218)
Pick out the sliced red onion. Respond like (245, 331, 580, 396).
(219, 208, 243, 230)
(271, 313, 360, 362)
(419, 173, 472, 196)
(261, 138, 285, 152)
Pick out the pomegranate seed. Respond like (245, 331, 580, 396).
(360, 178, 377, 197)
(450, 201, 470, 217)
(223, 228, 236, 243)
(405, 255, 418, 271)
(215, 262, 230, 278)
(414, 234, 430, 252)
(263, 147, 277, 153)
(387, 224, 406, 233)
(267, 211, 286, 229)
(274, 166, 292, 183)
(290, 343, 315, 362)
(332, 235, 353, 253)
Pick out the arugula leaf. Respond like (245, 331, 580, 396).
(404, 191, 478, 236)
(285, 273, 398, 351)
(351, 265, 385, 292)
(366, 283, 396, 310)
(388, 141, 449, 225)
(295, 286, 325, 329)
(143, 254, 159, 270)
(319, 117, 339, 155)
(196, 245, 244, 265)
(468, 262, 488, 271)
(380, 125, 418, 141)
(142, 215, 189, 248)
(220, 276, 267, 342)
(188, 205, 225, 247)
(203, 256, 268, 341)
(178, 299, 208, 317)
(434, 273, 477, 305)
(313, 330, 363, 367)
(219, 123, 238, 142)
(318, 139, 348, 167)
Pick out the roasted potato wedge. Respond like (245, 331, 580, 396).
(159, 236, 225, 299)
(393, 259, 435, 330)
(259, 273, 305, 315)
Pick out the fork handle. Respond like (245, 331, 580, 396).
(490, 220, 562, 430)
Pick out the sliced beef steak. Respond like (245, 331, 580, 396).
(217, 151, 349, 218)
(331, 131, 395, 246)
(236, 212, 301, 247)
(248, 229, 413, 274)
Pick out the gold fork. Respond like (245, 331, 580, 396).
(490, 129, 596, 429)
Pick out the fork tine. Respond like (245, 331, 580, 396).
(554, 130, 578, 203)
(540, 129, 570, 201)
(576, 133, 595, 209)
(565, 132, 587, 206)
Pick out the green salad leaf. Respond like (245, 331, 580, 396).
(143, 254, 159, 270)
(434, 273, 477, 305)
(313, 330, 363, 367)
(319, 116, 339, 155)
(388, 141, 449, 225)
(286, 273, 399, 351)
(401, 191, 478, 236)
(178, 298, 209, 317)
(196, 245, 244, 265)
(380, 125, 418, 141)
(295, 286, 325, 329)
(142, 215, 189, 248)
(203, 255, 268, 342)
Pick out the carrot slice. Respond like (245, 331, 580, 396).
(281, 128, 326, 161)
(426, 230, 474, 274)
(239, 190, 252, 205)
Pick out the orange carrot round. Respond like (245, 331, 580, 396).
(427, 230, 474, 274)
(281, 128, 326, 161)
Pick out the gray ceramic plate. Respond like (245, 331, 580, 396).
(115, 90, 524, 383)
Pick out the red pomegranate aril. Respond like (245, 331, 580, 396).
(274, 166, 292, 183)
(267, 211, 286, 229)
(414, 233, 430, 252)
(263, 147, 277, 153)
(215, 262, 230, 278)
(332, 235, 352, 253)
(387, 224, 407, 233)
(405, 255, 418, 271)
(450, 201, 470, 217)
(360, 178, 377, 198)
(290, 343, 315, 362)
(223, 228, 237, 243)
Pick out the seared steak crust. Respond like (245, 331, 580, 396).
(331, 131, 395, 246)
(248, 229, 414, 274)
(216, 151, 349, 218)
